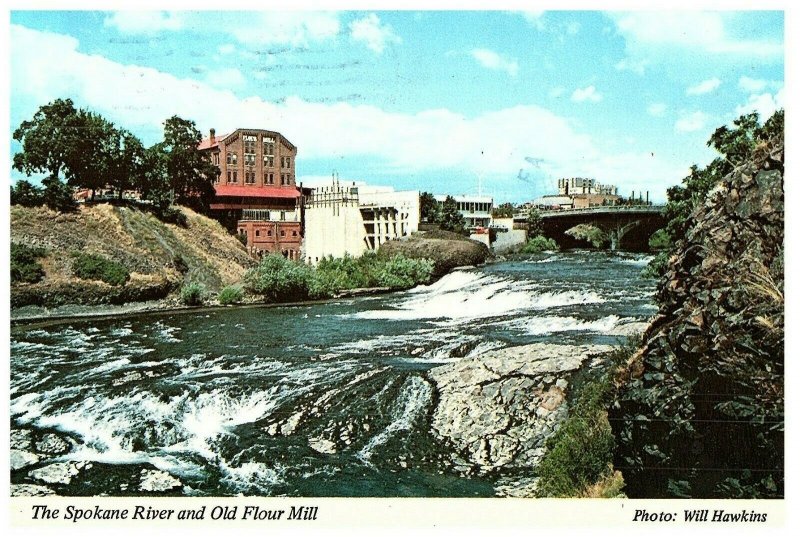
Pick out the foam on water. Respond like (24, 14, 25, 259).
(357, 376, 432, 461)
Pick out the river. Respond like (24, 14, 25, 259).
(10, 250, 657, 497)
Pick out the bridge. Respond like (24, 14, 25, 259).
(513, 205, 666, 251)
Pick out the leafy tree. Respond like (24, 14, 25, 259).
(647, 109, 784, 277)
(527, 207, 543, 237)
(10, 179, 44, 207)
(160, 116, 219, 211)
(492, 202, 515, 218)
(41, 175, 77, 212)
(13, 99, 84, 184)
(68, 110, 119, 198)
(438, 195, 466, 234)
(107, 129, 145, 200)
(139, 143, 172, 209)
(419, 192, 440, 223)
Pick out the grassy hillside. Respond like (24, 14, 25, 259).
(10, 203, 256, 308)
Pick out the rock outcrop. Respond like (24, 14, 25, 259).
(428, 343, 612, 478)
(379, 230, 490, 277)
(613, 134, 784, 498)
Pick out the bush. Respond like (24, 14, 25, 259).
(374, 254, 434, 289)
(535, 338, 639, 497)
(243, 254, 314, 302)
(10, 179, 44, 207)
(10, 243, 46, 284)
(566, 224, 608, 248)
(521, 235, 559, 253)
(218, 285, 244, 305)
(71, 252, 130, 286)
(180, 282, 206, 306)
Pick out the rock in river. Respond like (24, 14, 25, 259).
(428, 343, 611, 474)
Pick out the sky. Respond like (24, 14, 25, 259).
(7, 8, 785, 203)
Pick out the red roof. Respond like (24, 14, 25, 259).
(198, 133, 229, 151)
(214, 185, 301, 198)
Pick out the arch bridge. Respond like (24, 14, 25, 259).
(514, 205, 666, 251)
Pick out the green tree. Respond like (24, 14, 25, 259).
(647, 109, 784, 277)
(419, 192, 440, 223)
(527, 207, 543, 237)
(160, 116, 219, 211)
(492, 202, 515, 218)
(438, 195, 466, 234)
(68, 110, 119, 198)
(10, 179, 44, 207)
(107, 129, 145, 200)
(13, 98, 84, 185)
(41, 175, 77, 212)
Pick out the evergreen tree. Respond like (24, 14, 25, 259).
(438, 195, 466, 234)
(160, 116, 219, 211)
(419, 192, 439, 223)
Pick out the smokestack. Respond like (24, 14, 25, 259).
(210, 128, 216, 145)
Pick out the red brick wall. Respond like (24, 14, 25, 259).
(210, 129, 297, 191)
(237, 221, 302, 260)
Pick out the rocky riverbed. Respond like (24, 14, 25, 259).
(428, 342, 614, 496)
(10, 428, 184, 497)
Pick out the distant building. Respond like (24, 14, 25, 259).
(303, 181, 420, 264)
(558, 177, 618, 196)
(198, 128, 302, 259)
(433, 194, 493, 228)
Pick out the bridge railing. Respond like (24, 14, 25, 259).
(513, 204, 664, 219)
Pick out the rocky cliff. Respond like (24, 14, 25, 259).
(612, 135, 784, 498)
(10, 203, 256, 310)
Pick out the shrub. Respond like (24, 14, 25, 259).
(10, 243, 46, 284)
(521, 235, 559, 253)
(218, 285, 244, 305)
(566, 224, 608, 248)
(180, 282, 206, 306)
(10, 179, 44, 207)
(243, 254, 314, 303)
(71, 252, 130, 286)
(374, 254, 434, 289)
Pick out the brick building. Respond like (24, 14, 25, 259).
(199, 128, 303, 259)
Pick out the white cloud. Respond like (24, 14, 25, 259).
(571, 85, 602, 103)
(647, 103, 667, 117)
(735, 88, 785, 120)
(615, 58, 648, 75)
(675, 111, 710, 133)
(610, 12, 783, 72)
(233, 12, 341, 47)
(348, 13, 401, 54)
(205, 67, 245, 88)
(737, 76, 782, 93)
(470, 49, 519, 77)
(104, 11, 184, 34)
(686, 78, 722, 95)
(11, 24, 685, 201)
(218, 44, 236, 55)
(517, 11, 546, 30)
(566, 22, 581, 35)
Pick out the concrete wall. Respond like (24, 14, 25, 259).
(492, 229, 527, 254)
(303, 203, 367, 264)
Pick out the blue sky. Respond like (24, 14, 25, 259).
(8, 9, 785, 202)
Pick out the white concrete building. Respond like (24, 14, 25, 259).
(303, 182, 420, 264)
(434, 194, 493, 228)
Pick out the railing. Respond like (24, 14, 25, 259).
(514, 204, 664, 219)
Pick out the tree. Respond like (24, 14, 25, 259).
(68, 110, 119, 198)
(526, 207, 543, 237)
(419, 192, 439, 223)
(492, 202, 515, 218)
(41, 175, 77, 212)
(10, 179, 43, 207)
(140, 143, 171, 208)
(107, 129, 145, 200)
(647, 109, 784, 277)
(438, 195, 466, 234)
(13, 98, 84, 185)
(160, 116, 219, 211)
